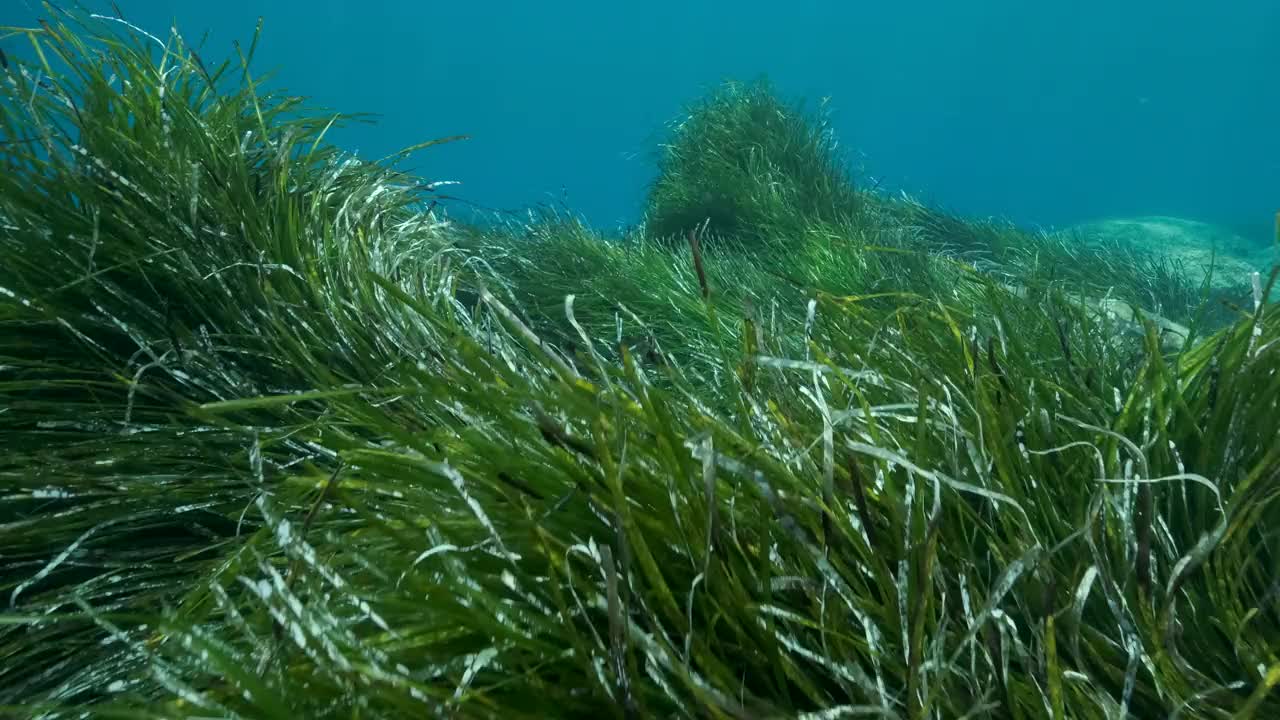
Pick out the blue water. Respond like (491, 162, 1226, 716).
(7, 1, 1280, 242)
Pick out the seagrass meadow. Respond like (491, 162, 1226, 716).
(3, 10, 1280, 720)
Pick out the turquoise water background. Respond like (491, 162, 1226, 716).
(6, 1, 1279, 241)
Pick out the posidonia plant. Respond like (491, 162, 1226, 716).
(2, 7, 1278, 719)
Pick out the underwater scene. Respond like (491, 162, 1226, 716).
(1, 1, 1279, 718)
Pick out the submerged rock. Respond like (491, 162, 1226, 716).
(1002, 282, 1190, 351)
(1062, 215, 1276, 289)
